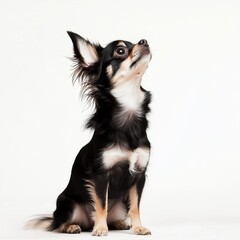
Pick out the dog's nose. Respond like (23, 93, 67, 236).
(138, 39, 148, 47)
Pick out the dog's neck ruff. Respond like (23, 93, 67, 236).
(111, 80, 144, 111)
(111, 80, 145, 127)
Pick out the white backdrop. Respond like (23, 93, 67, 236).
(0, 0, 240, 239)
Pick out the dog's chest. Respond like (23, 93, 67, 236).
(102, 146, 150, 173)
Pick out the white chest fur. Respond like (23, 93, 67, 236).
(111, 81, 145, 112)
(102, 146, 150, 173)
(111, 81, 145, 127)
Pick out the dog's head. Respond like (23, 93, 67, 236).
(67, 31, 151, 101)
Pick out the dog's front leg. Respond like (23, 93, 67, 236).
(91, 174, 109, 236)
(129, 180, 151, 235)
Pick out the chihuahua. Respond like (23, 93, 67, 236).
(28, 31, 152, 236)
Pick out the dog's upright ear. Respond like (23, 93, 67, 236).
(67, 31, 102, 67)
(67, 31, 103, 102)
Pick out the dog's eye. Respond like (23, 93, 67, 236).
(114, 47, 128, 58)
(116, 48, 126, 55)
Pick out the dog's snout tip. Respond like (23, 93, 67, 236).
(138, 39, 147, 45)
(138, 39, 148, 47)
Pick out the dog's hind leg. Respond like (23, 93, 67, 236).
(63, 224, 81, 234)
(51, 194, 81, 233)
(108, 200, 129, 230)
(108, 220, 130, 230)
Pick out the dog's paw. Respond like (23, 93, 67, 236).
(64, 224, 81, 234)
(133, 226, 151, 235)
(92, 225, 108, 236)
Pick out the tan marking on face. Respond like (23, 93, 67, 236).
(106, 65, 113, 78)
(131, 44, 141, 60)
(117, 41, 127, 47)
(111, 57, 132, 85)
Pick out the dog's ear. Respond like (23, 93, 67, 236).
(67, 31, 102, 66)
(67, 31, 103, 103)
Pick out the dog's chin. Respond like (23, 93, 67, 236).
(131, 50, 151, 67)
(131, 53, 151, 76)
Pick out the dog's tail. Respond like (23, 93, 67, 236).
(25, 215, 54, 231)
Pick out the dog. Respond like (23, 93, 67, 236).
(28, 31, 152, 236)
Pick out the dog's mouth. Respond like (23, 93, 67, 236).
(130, 45, 151, 69)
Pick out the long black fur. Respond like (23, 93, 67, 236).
(29, 32, 152, 235)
